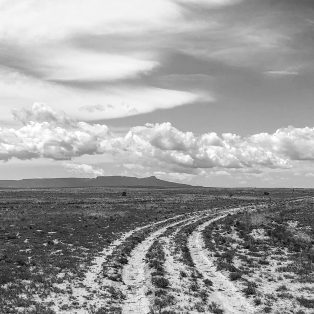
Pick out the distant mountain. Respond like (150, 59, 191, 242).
(0, 176, 192, 189)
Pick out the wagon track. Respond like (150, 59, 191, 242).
(121, 205, 259, 314)
(45, 204, 265, 313)
(43, 213, 192, 313)
(121, 210, 216, 313)
(188, 212, 256, 314)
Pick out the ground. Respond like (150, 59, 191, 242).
(0, 187, 313, 313)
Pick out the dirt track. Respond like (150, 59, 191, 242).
(41, 204, 264, 313)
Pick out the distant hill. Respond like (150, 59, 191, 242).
(0, 176, 192, 189)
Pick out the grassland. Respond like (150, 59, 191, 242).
(0, 187, 312, 313)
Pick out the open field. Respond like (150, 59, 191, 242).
(0, 187, 313, 313)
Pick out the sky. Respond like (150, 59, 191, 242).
(0, 0, 314, 187)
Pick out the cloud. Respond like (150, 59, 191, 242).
(122, 122, 290, 170)
(0, 68, 206, 121)
(264, 70, 299, 77)
(0, 0, 309, 127)
(0, 103, 110, 161)
(12, 103, 73, 126)
(175, 0, 242, 7)
(251, 127, 314, 161)
(64, 162, 104, 177)
(38, 49, 159, 82)
(0, 0, 181, 42)
(3, 104, 314, 176)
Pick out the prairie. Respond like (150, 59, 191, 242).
(0, 187, 313, 313)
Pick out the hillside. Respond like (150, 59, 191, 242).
(0, 176, 192, 189)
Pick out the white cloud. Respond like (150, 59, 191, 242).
(251, 127, 314, 160)
(0, 0, 181, 43)
(0, 0, 293, 126)
(2, 105, 314, 177)
(34, 48, 159, 82)
(0, 103, 111, 161)
(0, 0, 210, 123)
(264, 70, 299, 76)
(175, 0, 242, 7)
(122, 122, 290, 170)
(0, 69, 206, 121)
(64, 162, 104, 177)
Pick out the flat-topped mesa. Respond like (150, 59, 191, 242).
(0, 175, 193, 189)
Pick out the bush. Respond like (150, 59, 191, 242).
(216, 259, 238, 272)
(208, 302, 224, 314)
(152, 277, 170, 289)
(229, 271, 242, 281)
(297, 297, 314, 309)
(180, 270, 187, 278)
(243, 281, 257, 296)
(0, 271, 13, 286)
(203, 278, 213, 287)
(221, 250, 235, 263)
(189, 282, 198, 292)
(254, 298, 261, 306)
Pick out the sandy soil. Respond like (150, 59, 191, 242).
(121, 212, 214, 313)
(187, 207, 260, 314)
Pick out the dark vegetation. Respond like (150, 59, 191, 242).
(146, 240, 175, 313)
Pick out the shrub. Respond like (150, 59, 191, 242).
(189, 282, 199, 292)
(154, 295, 175, 310)
(276, 284, 287, 291)
(0, 272, 13, 286)
(216, 260, 238, 272)
(152, 277, 170, 289)
(208, 302, 224, 314)
(254, 298, 261, 306)
(229, 271, 242, 281)
(221, 250, 235, 263)
(258, 258, 270, 265)
(297, 297, 314, 308)
(180, 270, 187, 278)
(203, 278, 213, 287)
(243, 281, 257, 296)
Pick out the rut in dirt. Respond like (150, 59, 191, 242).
(188, 207, 257, 314)
(121, 210, 215, 314)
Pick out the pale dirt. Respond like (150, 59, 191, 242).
(188, 208, 257, 314)
(121, 212, 215, 314)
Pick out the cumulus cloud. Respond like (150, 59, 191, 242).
(122, 122, 289, 170)
(2, 104, 314, 175)
(64, 163, 104, 177)
(0, 103, 110, 161)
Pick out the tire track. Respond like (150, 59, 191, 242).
(188, 206, 257, 314)
(121, 210, 216, 314)
(40, 213, 192, 313)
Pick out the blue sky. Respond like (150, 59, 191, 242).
(0, 0, 314, 187)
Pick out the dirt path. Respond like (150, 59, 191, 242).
(43, 213, 190, 313)
(121, 211, 215, 314)
(162, 230, 203, 313)
(188, 209, 256, 314)
(44, 229, 136, 313)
